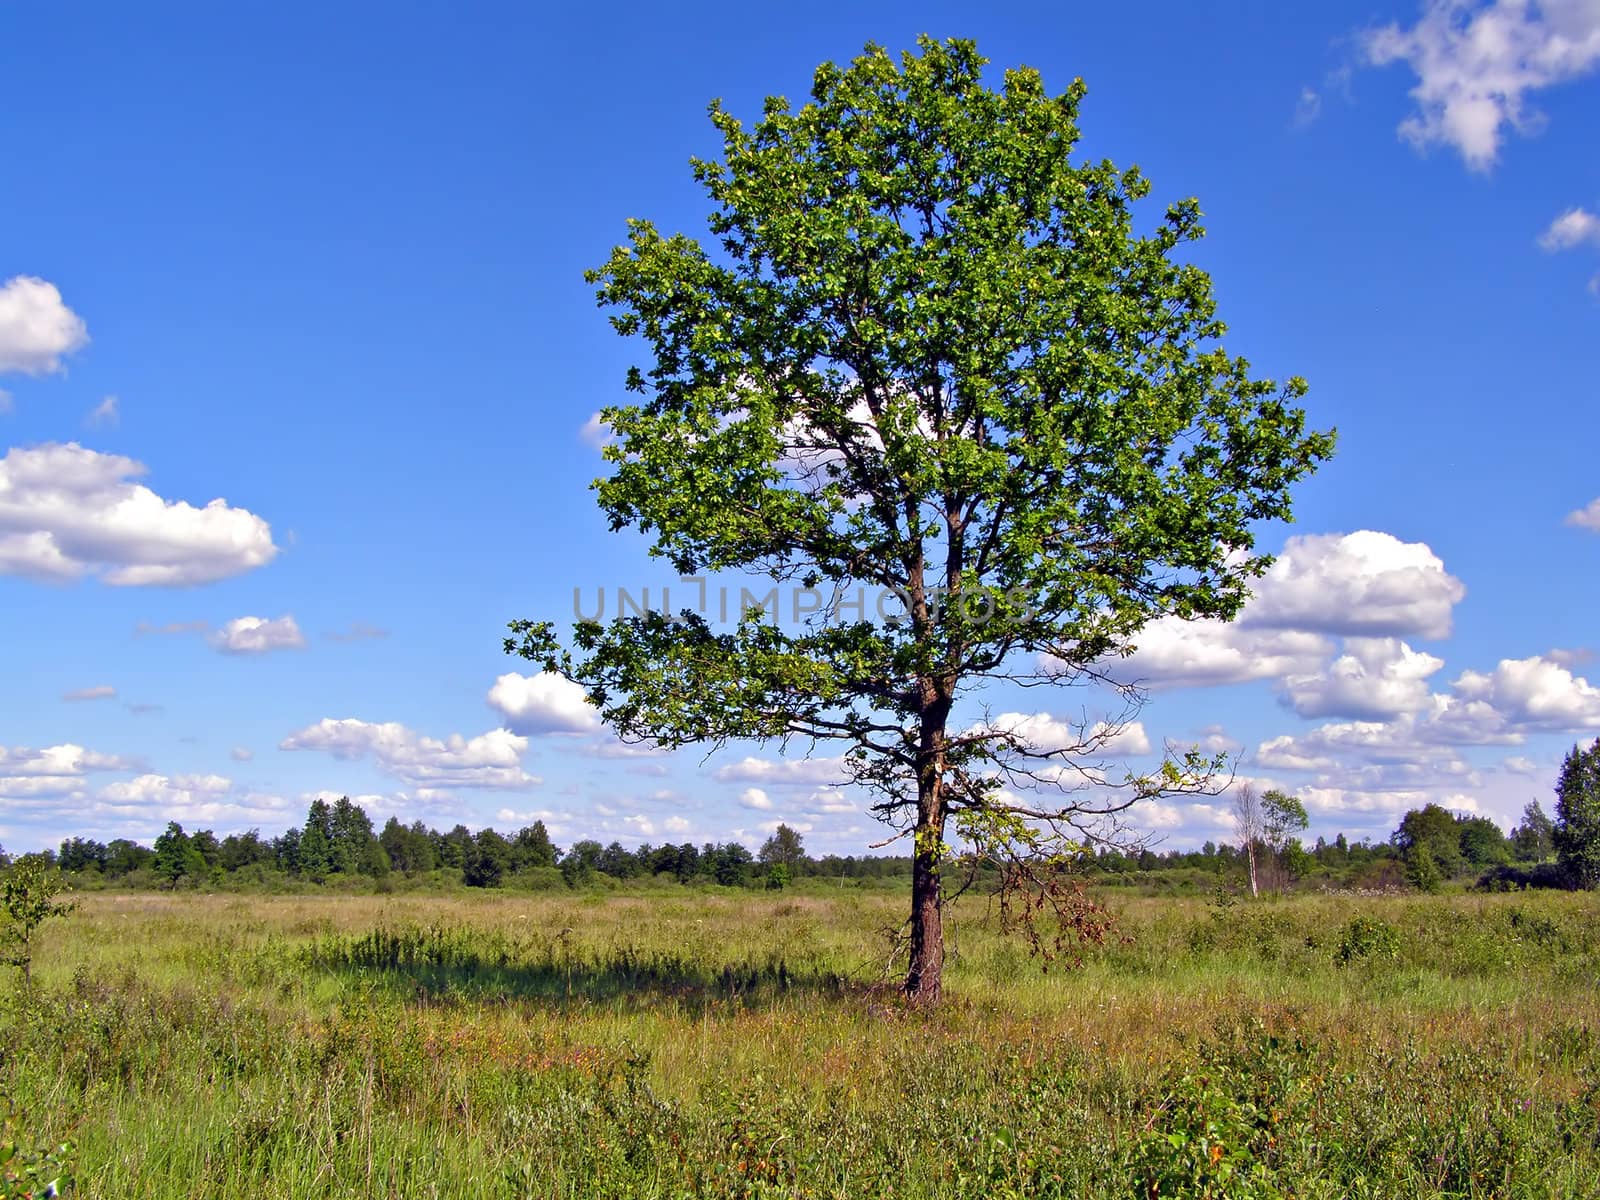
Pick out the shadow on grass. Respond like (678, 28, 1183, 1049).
(300, 924, 872, 1011)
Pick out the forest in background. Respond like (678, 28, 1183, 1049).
(19, 788, 1568, 896)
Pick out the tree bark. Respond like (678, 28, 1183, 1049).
(905, 792, 946, 1003)
(905, 703, 949, 1003)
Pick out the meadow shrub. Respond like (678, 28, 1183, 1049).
(506, 867, 566, 892)
(1476, 862, 1571, 892)
(1405, 847, 1444, 894)
(219, 863, 280, 892)
(0, 857, 73, 986)
(1179, 903, 1323, 972)
(1336, 915, 1401, 964)
(1504, 906, 1567, 950)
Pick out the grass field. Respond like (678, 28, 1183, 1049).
(6, 886, 1600, 1198)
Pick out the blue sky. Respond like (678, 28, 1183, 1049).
(3, 0, 1598, 855)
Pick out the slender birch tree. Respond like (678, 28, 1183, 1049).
(1233, 783, 1264, 899)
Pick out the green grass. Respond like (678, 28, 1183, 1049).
(6, 888, 1600, 1197)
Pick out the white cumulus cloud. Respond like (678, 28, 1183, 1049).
(0, 743, 134, 778)
(1111, 622, 1334, 689)
(1540, 207, 1600, 293)
(799, 787, 857, 815)
(1140, 800, 1237, 838)
(1109, 531, 1463, 690)
(974, 711, 1151, 757)
(0, 741, 136, 800)
(1299, 784, 1475, 818)
(91, 775, 295, 831)
(1092, 721, 1152, 756)
(1566, 497, 1600, 531)
(1245, 530, 1465, 639)
(1280, 637, 1446, 719)
(487, 672, 600, 735)
(0, 276, 89, 374)
(738, 787, 775, 811)
(99, 772, 231, 808)
(1252, 652, 1600, 830)
(976, 711, 1079, 752)
(1257, 715, 1472, 770)
(210, 615, 306, 655)
(1541, 206, 1600, 249)
(1452, 654, 1600, 731)
(1193, 726, 1244, 755)
(280, 718, 539, 790)
(0, 443, 277, 585)
(1364, 0, 1600, 170)
(1255, 735, 1338, 772)
(0, 776, 92, 800)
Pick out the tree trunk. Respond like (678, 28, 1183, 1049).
(905, 703, 949, 1003)
(905, 792, 946, 1003)
(1246, 841, 1258, 899)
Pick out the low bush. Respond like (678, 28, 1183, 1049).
(1335, 915, 1402, 964)
(1477, 862, 1572, 892)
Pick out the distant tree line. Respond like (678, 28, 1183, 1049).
(15, 739, 1598, 895)
(25, 794, 1554, 896)
(1063, 772, 1569, 896)
(1093, 741, 1587, 895)
(34, 802, 904, 892)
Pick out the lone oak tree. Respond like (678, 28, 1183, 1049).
(508, 38, 1333, 1002)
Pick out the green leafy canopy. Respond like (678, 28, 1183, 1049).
(1555, 738, 1600, 888)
